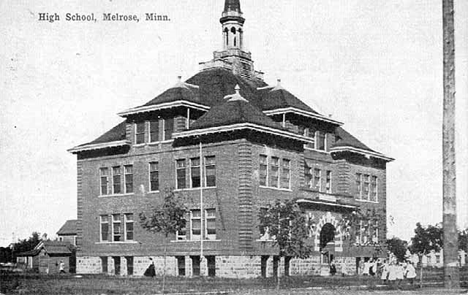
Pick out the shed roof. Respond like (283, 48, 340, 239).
(57, 220, 78, 236)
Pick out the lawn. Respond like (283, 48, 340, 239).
(1, 268, 467, 295)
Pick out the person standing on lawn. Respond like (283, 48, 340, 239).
(405, 261, 417, 286)
(395, 262, 404, 288)
(144, 258, 156, 277)
(380, 260, 389, 284)
(387, 262, 397, 288)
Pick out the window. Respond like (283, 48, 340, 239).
(177, 256, 186, 276)
(356, 173, 362, 199)
(280, 159, 291, 189)
(164, 118, 174, 140)
(313, 168, 321, 191)
(259, 155, 268, 186)
(325, 171, 332, 193)
(126, 256, 134, 275)
(205, 156, 216, 187)
(370, 176, 378, 202)
(270, 157, 279, 188)
(149, 120, 159, 142)
(205, 209, 216, 240)
(372, 220, 379, 243)
(135, 122, 145, 144)
(112, 167, 122, 194)
(176, 159, 187, 189)
(356, 220, 363, 244)
(124, 165, 133, 193)
(112, 214, 122, 242)
(125, 213, 134, 241)
(304, 128, 315, 149)
(191, 210, 201, 240)
(304, 163, 312, 188)
(101, 257, 108, 273)
(316, 131, 326, 151)
(190, 158, 201, 188)
(100, 168, 109, 195)
(149, 162, 159, 191)
(363, 175, 370, 200)
(100, 215, 109, 242)
(259, 208, 272, 241)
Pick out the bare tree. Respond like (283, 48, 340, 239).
(442, 0, 459, 290)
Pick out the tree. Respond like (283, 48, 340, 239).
(409, 223, 443, 288)
(386, 237, 408, 262)
(11, 232, 43, 261)
(139, 189, 187, 292)
(258, 199, 311, 290)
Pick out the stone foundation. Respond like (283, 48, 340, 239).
(77, 254, 359, 278)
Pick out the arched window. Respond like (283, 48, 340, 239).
(224, 28, 229, 46)
(231, 27, 237, 47)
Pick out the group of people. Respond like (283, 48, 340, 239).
(378, 260, 417, 288)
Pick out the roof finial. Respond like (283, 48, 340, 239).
(235, 84, 240, 94)
(225, 84, 247, 102)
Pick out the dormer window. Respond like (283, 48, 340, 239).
(316, 131, 326, 151)
(134, 118, 176, 145)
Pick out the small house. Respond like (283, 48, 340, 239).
(16, 241, 74, 274)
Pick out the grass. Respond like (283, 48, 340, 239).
(1, 268, 468, 295)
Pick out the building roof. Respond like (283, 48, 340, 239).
(332, 127, 375, 152)
(57, 220, 78, 236)
(16, 241, 73, 257)
(258, 84, 318, 114)
(189, 87, 280, 130)
(141, 81, 203, 108)
(80, 121, 127, 146)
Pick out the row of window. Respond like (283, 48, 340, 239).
(177, 209, 217, 241)
(176, 156, 216, 189)
(98, 210, 217, 243)
(355, 220, 379, 245)
(298, 127, 327, 151)
(135, 118, 175, 145)
(99, 157, 216, 196)
(355, 173, 378, 202)
(100, 213, 134, 242)
(259, 155, 291, 189)
(304, 166, 332, 193)
(100, 165, 134, 195)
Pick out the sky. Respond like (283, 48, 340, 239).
(0, 0, 467, 247)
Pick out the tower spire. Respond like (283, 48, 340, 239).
(220, 0, 245, 50)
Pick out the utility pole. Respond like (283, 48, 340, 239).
(442, 0, 459, 290)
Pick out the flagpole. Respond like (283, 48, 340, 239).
(199, 141, 204, 260)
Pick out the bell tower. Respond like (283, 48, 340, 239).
(199, 0, 263, 81)
(220, 0, 244, 50)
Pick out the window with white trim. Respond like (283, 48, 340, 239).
(124, 165, 133, 193)
(112, 166, 122, 194)
(190, 158, 201, 188)
(124, 213, 134, 241)
(176, 159, 187, 189)
(259, 155, 268, 186)
(303, 127, 315, 149)
(270, 157, 279, 188)
(355, 173, 362, 199)
(205, 209, 216, 240)
(304, 162, 312, 188)
(149, 162, 159, 191)
(325, 170, 332, 193)
(316, 131, 326, 151)
(370, 176, 378, 202)
(190, 210, 201, 241)
(100, 215, 109, 242)
(280, 159, 291, 189)
(100, 168, 109, 195)
(205, 156, 216, 187)
(149, 119, 159, 143)
(112, 214, 122, 242)
(135, 122, 145, 144)
(313, 168, 321, 191)
(363, 174, 370, 200)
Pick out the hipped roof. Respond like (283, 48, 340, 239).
(56, 220, 78, 236)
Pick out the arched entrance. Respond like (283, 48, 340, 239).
(320, 223, 335, 264)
